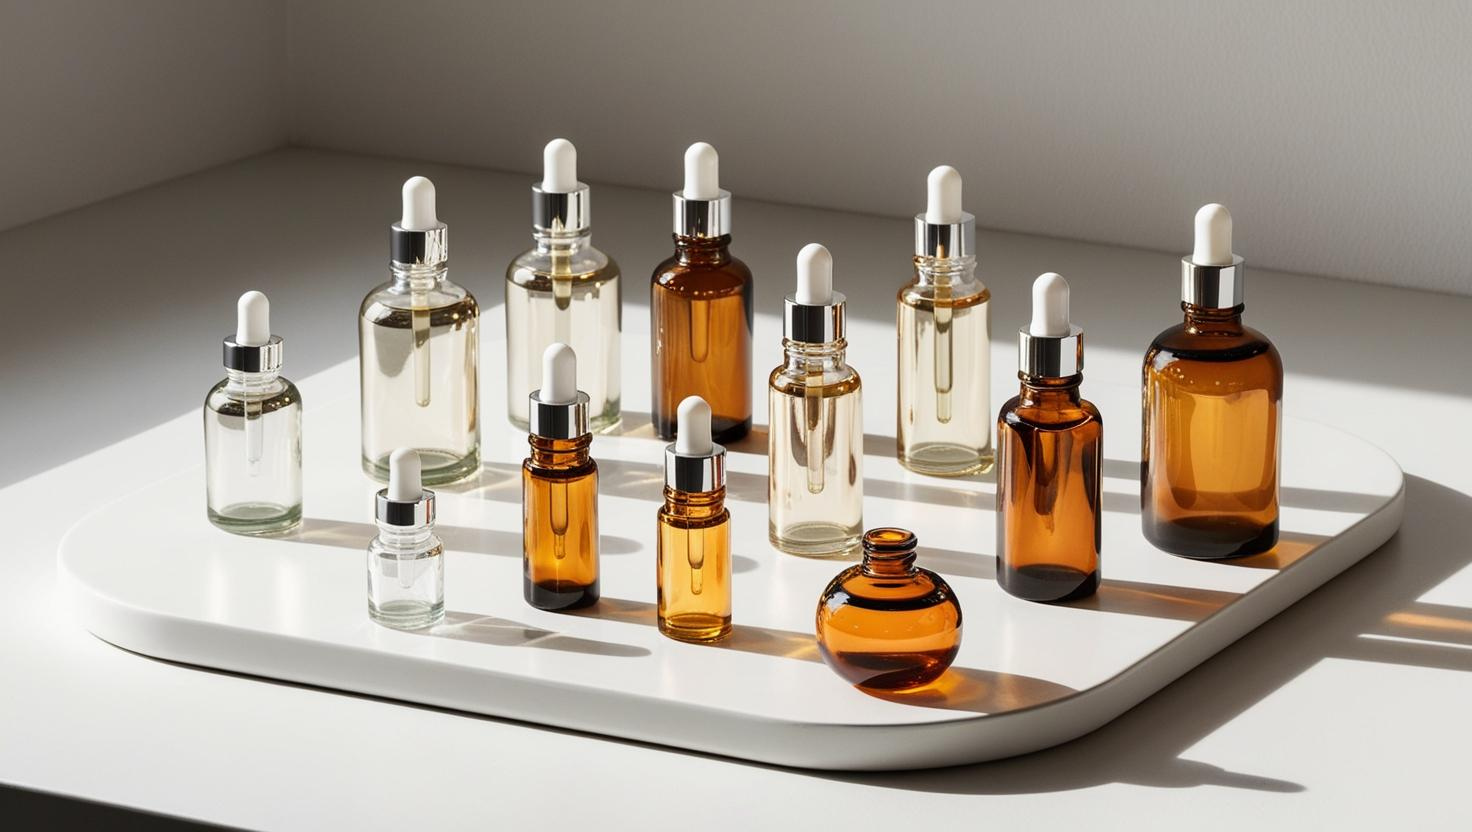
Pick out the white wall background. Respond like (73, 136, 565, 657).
(0, 0, 287, 231)
(4, 1, 1471, 295)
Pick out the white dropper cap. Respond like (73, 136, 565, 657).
(1192, 203, 1233, 266)
(1029, 272, 1071, 337)
(236, 290, 270, 347)
(542, 139, 578, 193)
(540, 342, 578, 404)
(796, 243, 834, 305)
(925, 165, 963, 224)
(675, 396, 714, 456)
(388, 448, 422, 502)
(683, 142, 720, 200)
(400, 176, 439, 231)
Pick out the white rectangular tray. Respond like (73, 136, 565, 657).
(58, 313, 1403, 771)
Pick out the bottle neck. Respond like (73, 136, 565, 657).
(390, 261, 448, 292)
(662, 485, 726, 518)
(1018, 374, 1083, 407)
(375, 522, 433, 551)
(782, 338, 847, 371)
(534, 230, 593, 255)
(529, 434, 593, 468)
(913, 253, 976, 287)
(1182, 302, 1246, 335)
(862, 550, 918, 578)
(224, 368, 282, 394)
(673, 234, 732, 266)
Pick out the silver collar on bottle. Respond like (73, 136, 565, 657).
(532, 183, 591, 235)
(665, 443, 726, 493)
(673, 190, 731, 238)
(914, 211, 975, 258)
(390, 223, 447, 267)
(1181, 254, 1245, 309)
(222, 334, 283, 374)
(783, 292, 847, 344)
(375, 489, 436, 528)
(1018, 325, 1084, 378)
(528, 390, 590, 440)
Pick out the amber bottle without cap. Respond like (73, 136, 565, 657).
(996, 273, 1102, 603)
(657, 396, 732, 643)
(651, 143, 754, 444)
(1143, 204, 1282, 559)
(815, 528, 963, 691)
(523, 343, 599, 611)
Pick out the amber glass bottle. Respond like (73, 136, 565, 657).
(1143, 204, 1281, 559)
(652, 143, 753, 443)
(523, 344, 599, 611)
(657, 396, 732, 643)
(815, 528, 963, 690)
(996, 273, 1102, 603)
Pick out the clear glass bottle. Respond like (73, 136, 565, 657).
(997, 273, 1102, 603)
(523, 344, 600, 611)
(768, 244, 863, 558)
(204, 291, 302, 535)
(651, 143, 753, 443)
(1143, 204, 1281, 559)
(367, 449, 444, 630)
(657, 397, 732, 643)
(898, 166, 992, 476)
(359, 177, 480, 486)
(815, 527, 963, 690)
(506, 139, 621, 433)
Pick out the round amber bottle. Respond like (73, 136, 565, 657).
(815, 528, 963, 690)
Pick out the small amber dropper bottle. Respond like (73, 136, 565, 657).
(651, 142, 754, 443)
(1143, 204, 1282, 559)
(523, 343, 599, 611)
(657, 396, 732, 643)
(996, 273, 1102, 603)
(816, 528, 963, 690)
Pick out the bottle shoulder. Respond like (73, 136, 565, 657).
(898, 280, 990, 310)
(652, 252, 753, 294)
(361, 279, 476, 315)
(822, 564, 959, 609)
(507, 245, 619, 287)
(998, 392, 1101, 433)
(205, 377, 300, 414)
(1146, 320, 1279, 364)
(769, 363, 861, 397)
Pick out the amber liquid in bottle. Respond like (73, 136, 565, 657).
(657, 485, 732, 642)
(523, 434, 599, 610)
(997, 375, 1102, 602)
(651, 235, 753, 443)
(1142, 303, 1282, 558)
(816, 528, 963, 690)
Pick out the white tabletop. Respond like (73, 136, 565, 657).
(2, 149, 1470, 828)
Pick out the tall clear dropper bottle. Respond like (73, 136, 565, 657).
(897, 166, 992, 476)
(768, 243, 863, 558)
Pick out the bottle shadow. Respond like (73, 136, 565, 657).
(418, 610, 651, 658)
(286, 517, 643, 557)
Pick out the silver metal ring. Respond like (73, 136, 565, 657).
(1018, 326, 1084, 377)
(222, 335, 283, 373)
(673, 192, 731, 238)
(783, 292, 846, 344)
(914, 213, 975, 258)
(390, 224, 447, 266)
(665, 445, 726, 493)
(532, 185, 591, 234)
(528, 391, 590, 439)
(1181, 255, 1245, 309)
(376, 490, 436, 527)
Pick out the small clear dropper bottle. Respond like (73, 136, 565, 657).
(996, 273, 1102, 603)
(523, 343, 600, 611)
(359, 176, 481, 486)
(506, 139, 622, 433)
(204, 291, 302, 535)
(768, 244, 863, 558)
(897, 166, 993, 476)
(367, 449, 444, 629)
(658, 396, 732, 643)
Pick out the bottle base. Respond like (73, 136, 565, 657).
(658, 612, 733, 644)
(363, 448, 480, 486)
(999, 563, 1100, 603)
(1145, 515, 1279, 560)
(817, 645, 959, 691)
(525, 577, 600, 611)
(369, 598, 445, 630)
(898, 443, 995, 477)
(208, 503, 302, 536)
(770, 523, 863, 559)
